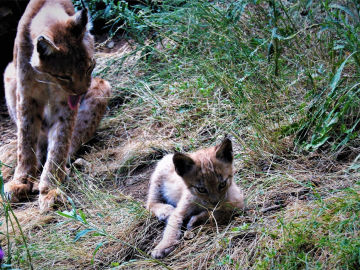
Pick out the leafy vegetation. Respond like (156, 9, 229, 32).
(84, 0, 360, 155)
(1, 0, 360, 269)
(257, 183, 360, 269)
(0, 162, 33, 269)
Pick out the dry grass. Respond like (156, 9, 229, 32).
(0, 83, 356, 269)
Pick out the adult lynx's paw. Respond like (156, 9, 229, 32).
(3, 180, 32, 202)
(39, 188, 66, 213)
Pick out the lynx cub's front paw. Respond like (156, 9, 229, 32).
(151, 241, 178, 259)
(154, 204, 175, 221)
(39, 188, 66, 212)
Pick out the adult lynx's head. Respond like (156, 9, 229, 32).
(173, 138, 234, 208)
(30, 7, 95, 102)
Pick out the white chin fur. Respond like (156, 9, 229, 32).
(30, 50, 41, 69)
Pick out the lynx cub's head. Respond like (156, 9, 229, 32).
(30, 8, 95, 98)
(173, 138, 234, 207)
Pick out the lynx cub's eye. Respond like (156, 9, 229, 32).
(218, 181, 227, 190)
(196, 187, 207, 194)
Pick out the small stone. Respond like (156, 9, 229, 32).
(107, 41, 115, 49)
(183, 230, 195, 240)
(72, 158, 90, 170)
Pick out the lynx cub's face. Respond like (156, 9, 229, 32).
(30, 8, 95, 100)
(173, 138, 234, 208)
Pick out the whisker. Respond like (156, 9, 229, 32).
(32, 67, 62, 89)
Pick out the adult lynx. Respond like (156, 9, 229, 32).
(4, 0, 111, 211)
(147, 138, 244, 258)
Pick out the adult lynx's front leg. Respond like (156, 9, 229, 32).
(38, 99, 76, 210)
(4, 71, 44, 202)
(39, 78, 111, 211)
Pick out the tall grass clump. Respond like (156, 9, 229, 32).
(296, 1, 360, 155)
(82, 0, 360, 159)
(0, 162, 33, 269)
(94, 0, 309, 159)
(256, 183, 360, 269)
(73, 0, 159, 39)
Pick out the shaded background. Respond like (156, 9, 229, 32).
(0, 0, 29, 101)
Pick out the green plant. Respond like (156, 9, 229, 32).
(0, 162, 33, 270)
(295, 0, 360, 153)
(73, 0, 160, 39)
(256, 184, 360, 269)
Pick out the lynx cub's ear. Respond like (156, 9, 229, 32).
(173, 153, 195, 177)
(37, 35, 59, 57)
(215, 138, 233, 163)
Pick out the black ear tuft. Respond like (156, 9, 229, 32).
(72, 8, 88, 36)
(215, 138, 233, 163)
(78, 8, 88, 28)
(173, 153, 195, 177)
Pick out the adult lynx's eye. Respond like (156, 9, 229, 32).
(196, 187, 207, 193)
(54, 74, 71, 82)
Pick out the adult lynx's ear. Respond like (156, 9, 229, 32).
(71, 8, 89, 36)
(37, 35, 59, 57)
(31, 35, 59, 69)
(173, 153, 195, 177)
(215, 138, 233, 163)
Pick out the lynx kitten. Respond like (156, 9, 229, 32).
(147, 138, 244, 258)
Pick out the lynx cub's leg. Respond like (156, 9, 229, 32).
(151, 197, 189, 259)
(4, 63, 44, 202)
(146, 166, 176, 221)
(186, 211, 209, 230)
(147, 202, 175, 222)
(69, 78, 111, 156)
(146, 188, 175, 222)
